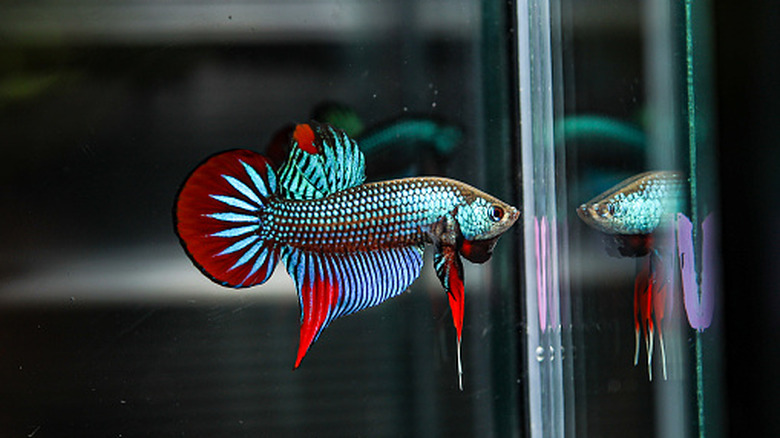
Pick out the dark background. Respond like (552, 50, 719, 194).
(715, 1, 780, 436)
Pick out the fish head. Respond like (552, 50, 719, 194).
(455, 194, 520, 242)
(456, 194, 520, 263)
(577, 195, 666, 235)
(453, 195, 518, 264)
(577, 199, 619, 234)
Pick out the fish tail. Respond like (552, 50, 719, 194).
(175, 149, 280, 288)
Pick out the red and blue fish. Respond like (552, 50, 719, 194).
(174, 122, 519, 388)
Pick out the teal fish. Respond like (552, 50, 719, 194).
(175, 122, 519, 388)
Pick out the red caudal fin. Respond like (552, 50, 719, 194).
(174, 149, 279, 288)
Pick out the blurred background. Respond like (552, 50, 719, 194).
(0, 0, 777, 437)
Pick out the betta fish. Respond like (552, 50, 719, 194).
(174, 122, 519, 389)
(577, 170, 685, 380)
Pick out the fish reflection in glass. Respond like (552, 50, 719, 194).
(174, 122, 519, 389)
(577, 170, 685, 380)
(577, 170, 684, 236)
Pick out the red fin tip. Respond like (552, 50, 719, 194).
(293, 124, 318, 154)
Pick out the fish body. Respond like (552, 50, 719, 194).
(175, 122, 518, 388)
(265, 177, 513, 253)
(577, 171, 685, 235)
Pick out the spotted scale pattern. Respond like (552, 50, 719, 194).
(264, 177, 469, 253)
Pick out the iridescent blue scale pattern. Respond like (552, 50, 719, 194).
(265, 177, 466, 252)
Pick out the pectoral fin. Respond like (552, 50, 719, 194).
(434, 244, 466, 390)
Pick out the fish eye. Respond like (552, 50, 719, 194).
(599, 203, 615, 218)
(488, 205, 504, 222)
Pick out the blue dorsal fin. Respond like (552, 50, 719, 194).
(277, 122, 366, 200)
(281, 245, 424, 368)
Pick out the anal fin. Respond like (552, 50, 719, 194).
(283, 245, 424, 368)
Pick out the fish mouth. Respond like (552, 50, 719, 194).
(576, 203, 591, 222)
(576, 203, 603, 230)
(576, 203, 617, 235)
(493, 206, 520, 237)
(509, 206, 521, 223)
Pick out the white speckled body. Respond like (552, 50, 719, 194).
(264, 177, 517, 253)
